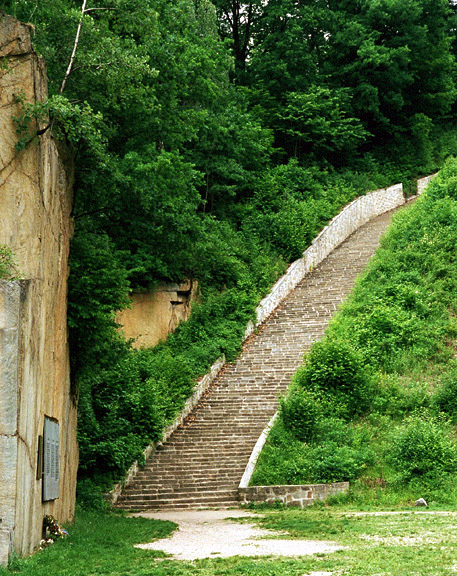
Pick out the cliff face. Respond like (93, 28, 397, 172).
(117, 280, 199, 349)
(0, 14, 77, 563)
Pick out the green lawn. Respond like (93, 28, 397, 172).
(4, 505, 457, 576)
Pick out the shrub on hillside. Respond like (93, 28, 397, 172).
(389, 413, 457, 485)
(294, 339, 371, 416)
(433, 367, 457, 423)
(280, 387, 323, 442)
(311, 442, 376, 483)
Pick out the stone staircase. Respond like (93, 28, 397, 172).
(115, 210, 394, 511)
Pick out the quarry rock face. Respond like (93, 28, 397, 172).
(0, 13, 77, 564)
(117, 280, 198, 348)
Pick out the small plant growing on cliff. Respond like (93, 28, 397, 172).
(0, 245, 18, 280)
(12, 92, 50, 150)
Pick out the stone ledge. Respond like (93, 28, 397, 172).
(239, 482, 349, 508)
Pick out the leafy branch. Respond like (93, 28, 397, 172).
(12, 92, 50, 150)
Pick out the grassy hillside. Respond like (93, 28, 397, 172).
(252, 159, 457, 506)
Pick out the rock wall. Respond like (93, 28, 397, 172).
(244, 183, 405, 338)
(417, 173, 438, 195)
(0, 14, 77, 564)
(238, 482, 349, 508)
(118, 280, 198, 349)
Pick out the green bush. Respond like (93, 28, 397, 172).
(389, 413, 457, 485)
(433, 367, 457, 423)
(311, 442, 376, 483)
(279, 386, 322, 442)
(76, 479, 111, 511)
(295, 339, 371, 416)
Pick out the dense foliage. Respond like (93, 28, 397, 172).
(253, 161, 457, 501)
(3, 0, 457, 494)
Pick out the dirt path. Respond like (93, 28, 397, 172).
(133, 510, 343, 560)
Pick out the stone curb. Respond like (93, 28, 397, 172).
(239, 413, 278, 489)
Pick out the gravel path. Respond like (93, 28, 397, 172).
(133, 510, 343, 560)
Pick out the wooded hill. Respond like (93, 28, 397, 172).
(3, 0, 457, 501)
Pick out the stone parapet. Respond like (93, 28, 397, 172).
(248, 183, 404, 334)
(238, 482, 349, 508)
(417, 173, 438, 195)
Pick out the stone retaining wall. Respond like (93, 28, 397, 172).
(239, 482, 349, 508)
(245, 183, 404, 337)
(417, 173, 438, 195)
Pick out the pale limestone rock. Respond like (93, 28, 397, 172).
(0, 13, 32, 56)
(118, 280, 198, 348)
(0, 14, 77, 565)
(0, 531, 10, 567)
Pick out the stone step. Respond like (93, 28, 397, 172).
(126, 478, 237, 490)
(117, 490, 239, 508)
(117, 500, 239, 511)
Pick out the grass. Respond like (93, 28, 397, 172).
(4, 506, 457, 575)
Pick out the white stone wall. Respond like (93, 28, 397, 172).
(246, 183, 404, 336)
(417, 173, 438, 195)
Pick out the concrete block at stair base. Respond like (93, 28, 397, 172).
(238, 482, 349, 508)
